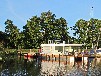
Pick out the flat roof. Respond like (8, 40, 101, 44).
(41, 44, 84, 47)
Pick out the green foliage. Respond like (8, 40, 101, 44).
(2, 11, 69, 49)
(0, 31, 6, 48)
(22, 10, 69, 48)
(5, 19, 20, 49)
(40, 11, 69, 43)
(20, 49, 38, 52)
(4, 49, 17, 53)
(2, 11, 101, 50)
(72, 18, 101, 49)
(23, 16, 42, 49)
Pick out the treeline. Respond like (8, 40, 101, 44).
(0, 11, 101, 49)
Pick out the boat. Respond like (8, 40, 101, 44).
(24, 52, 35, 58)
(24, 49, 35, 58)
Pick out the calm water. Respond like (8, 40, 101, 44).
(0, 55, 101, 76)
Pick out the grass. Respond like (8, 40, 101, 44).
(19, 49, 38, 53)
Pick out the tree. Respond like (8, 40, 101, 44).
(72, 18, 101, 49)
(5, 19, 20, 49)
(23, 16, 42, 49)
(0, 31, 6, 49)
(40, 11, 69, 43)
(23, 11, 69, 49)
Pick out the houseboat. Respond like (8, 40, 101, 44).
(40, 40, 84, 56)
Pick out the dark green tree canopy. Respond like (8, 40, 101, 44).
(23, 11, 69, 49)
(2, 11, 100, 50)
(5, 19, 20, 49)
(72, 18, 101, 49)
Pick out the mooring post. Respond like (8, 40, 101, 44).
(27, 53, 28, 60)
(48, 55, 50, 61)
(83, 54, 84, 67)
(46, 54, 47, 61)
(66, 55, 67, 65)
(59, 54, 60, 66)
(54, 55, 56, 61)
(52, 54, 53, 62)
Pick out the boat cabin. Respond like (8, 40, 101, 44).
(41, 40, 84, 55)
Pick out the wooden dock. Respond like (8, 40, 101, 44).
(17, 51, 101, 64)
(40, 54, 97, 65)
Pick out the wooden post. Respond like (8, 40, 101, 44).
(46, 54, 47, 61)
(54, 55, 56, 61)
(59, 54, 60, 66)
(83, 54, 84, 67)
(66, 55, 67, 65)
(27, 53, 28, 60)
(52, 54, 53, 62)
(48, 55, 50, 61)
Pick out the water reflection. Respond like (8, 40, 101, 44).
(0, 56, 41, 76)
(0, 56, 101, 76)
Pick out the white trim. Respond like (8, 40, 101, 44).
(41, 44, 84, 47)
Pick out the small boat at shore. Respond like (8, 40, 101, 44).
(24, 52, 41, 59)
(24, 49, 35, 58)
(24, 52, 35, 58)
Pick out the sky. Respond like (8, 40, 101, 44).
(0, 0, 101, 37)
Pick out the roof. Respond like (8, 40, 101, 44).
(41, 44, 84, 47)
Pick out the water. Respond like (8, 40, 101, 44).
(0, 55, 101, 76)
